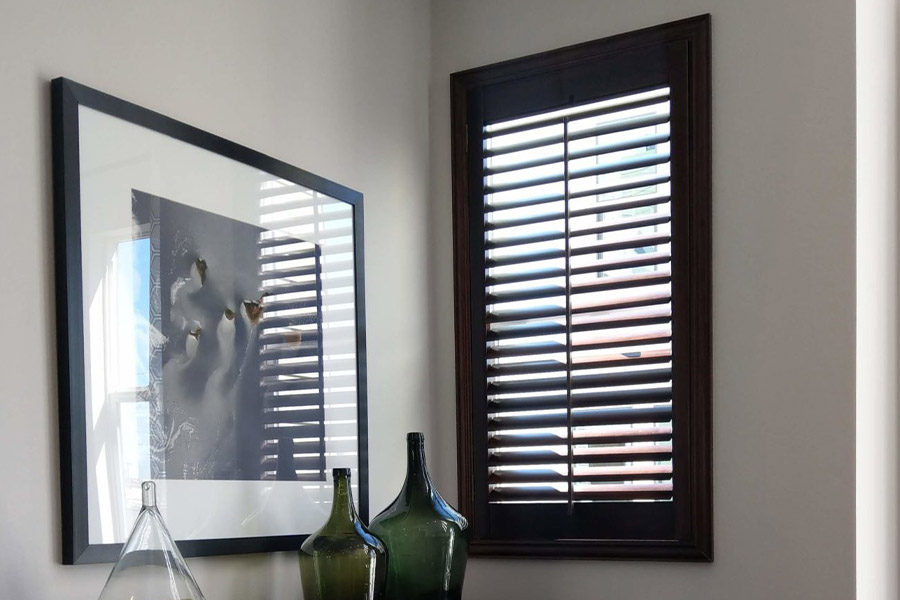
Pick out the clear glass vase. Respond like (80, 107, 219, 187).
(370, 433, 469, 600)
(299, 468, 387, 600)
(98, 481, 205, 600)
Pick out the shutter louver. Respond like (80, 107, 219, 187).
(483, 87, 674, 506)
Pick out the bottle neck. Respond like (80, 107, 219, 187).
(325, 472, 359, 530)
(404, 438, 433, 497)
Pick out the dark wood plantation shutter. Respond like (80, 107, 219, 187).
(451, 16, 711, 560)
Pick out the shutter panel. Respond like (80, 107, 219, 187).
(483, 88, 674, 506)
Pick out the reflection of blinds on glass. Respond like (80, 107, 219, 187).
(483, 88, 674, 505)
(258, 233, 326, 481)
(256, 180, 358, 482)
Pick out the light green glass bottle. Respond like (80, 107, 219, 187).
(370, 433, 469, 600)
(299, 468, 387, 600)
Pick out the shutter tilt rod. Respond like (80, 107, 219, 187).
(563, 110, 575, 516)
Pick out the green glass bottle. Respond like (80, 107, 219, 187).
(370, 433, 469, 600)
(299, 468, 387, 600)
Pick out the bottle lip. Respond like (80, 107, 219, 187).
(407, 432, 425, 443)
(141, 480, 157, 508)
(332, 467, 352, 478)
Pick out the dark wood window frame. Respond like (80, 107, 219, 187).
(451, 15, 711, 561)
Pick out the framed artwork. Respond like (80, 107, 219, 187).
(51, 77, 368, 564)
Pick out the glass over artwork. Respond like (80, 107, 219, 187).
(80, 158, 360, 542)
(54, 81, 367, 561)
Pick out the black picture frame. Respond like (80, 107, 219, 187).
(51, 77, 369, 564)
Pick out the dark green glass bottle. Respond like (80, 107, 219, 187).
(370, 432, 469, 600)
(299, 468, 387, 600)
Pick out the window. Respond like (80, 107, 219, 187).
(450, 15, 711, 560)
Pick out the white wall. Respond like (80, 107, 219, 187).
(0, 1, 432, 599)
(429, 1, 856, 599)
(857, 0, 897, 598)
